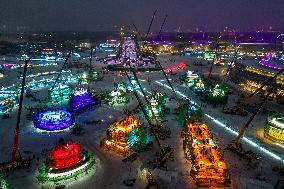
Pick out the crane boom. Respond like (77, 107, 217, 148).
(50, 51, 71, 92)
(122, 65, 165, 155)
(229, 86, 273, 148)
(224, 48, 239, 78)
(208, 41, 219, 79)
(12, 58, 30, 161)
(145, 10, 157, 40)
(157, 14, 168, 41)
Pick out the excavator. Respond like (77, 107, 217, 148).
(222, 68, 284, 116)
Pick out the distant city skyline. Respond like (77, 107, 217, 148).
(1, 0, 284, 33)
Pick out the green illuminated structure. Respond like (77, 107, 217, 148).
(184, 70, 199, 87)
(207, 84, 228, 104)
(105, 89, 129, 106)
(191, 77, 210, 94)
(114, 82, 127, 93)
(127, 127, 152, 152)
(78, 72, 88, 85)
(0, 175, 11, 189)
(0, 90, 18, 114)
(49, 84, 71, 104)
(204, 51, 216, 60)
(145, 91, 166, 119)
(179, 101, 202, 126)
(89, 70, 103, 81)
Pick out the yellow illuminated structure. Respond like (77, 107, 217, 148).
(231, 60, 284, 102)
(100, 115, 142, 156)
(264, 114, 284, 144)
(183, 122, 230, 187)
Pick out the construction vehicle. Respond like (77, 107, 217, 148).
(1, 53, 73, 172)
(222, 68, 284, 116)
(145, 171, 158, 189)
(228, 86, 276, 156)
(222, 103, 248, 116)
(0, 59, 31, 172)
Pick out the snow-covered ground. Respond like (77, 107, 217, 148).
(0, 50, 283, 189)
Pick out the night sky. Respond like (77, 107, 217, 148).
(1, 0, 284, 32)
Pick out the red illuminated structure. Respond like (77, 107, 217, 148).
(37, 141, 96, 184)
(164, 62, 186, 73)
(47, 141, 83, 170)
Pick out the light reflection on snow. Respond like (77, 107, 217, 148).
(155, 80, 284, 165)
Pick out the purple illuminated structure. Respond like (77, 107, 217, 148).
(33, 110, 74, 132)
(70, 87, 101, 111)
(258, 53, 283, 70)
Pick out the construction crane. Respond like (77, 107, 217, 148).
(139, 10, 157, 56)
(223, 47, 240, 78)
(228, 86, 274, 152)
(50, 51, 72, 92)
(132, 11, 187, 122)
(154, 14, 183, 106)
(131, 18, 183, 122)
(0, 59, 31, 172)
(123, 11, 171, 131)
(156, 14, 168, 41)
(122, 43, 163, 131)
(119, 38, 165, 150)
(145, 10, 157, 40)
(208, 38, 220, 79)
(133, 15, 183, 107)
(122, 64, 165, 156)
(88, 46, 94, 89)
(222, 68, 284, 116)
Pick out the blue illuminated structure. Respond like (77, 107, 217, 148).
(33, 109, 75, 132)
(70, 87, 99, 111)
(126, 77, 141, 91)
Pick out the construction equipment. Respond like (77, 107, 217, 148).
(222, 68, 284, 116)
(145, 10, 157, 41)
(133, 14, 183, 107)
(145, 170, 158, 189)
(118, 39, 164, 149)
(122, 40, 164, 131)
(208, 39, 220, 79)
(50, 51, 71, 92)
(223, 47, 240, 78)
(88, 46, 94, 89)
(122, 64, 165, 156)
(156, 14, 168, 41)
(228, 86, 275, 153)
(0, 59, 31, 172)
(222, 104, 248, 116)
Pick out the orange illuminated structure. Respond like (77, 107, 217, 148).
(100, 115, 142, 156)
(183, 122, 230, 187)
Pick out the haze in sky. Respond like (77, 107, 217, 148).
(1, 0, 284, 32)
